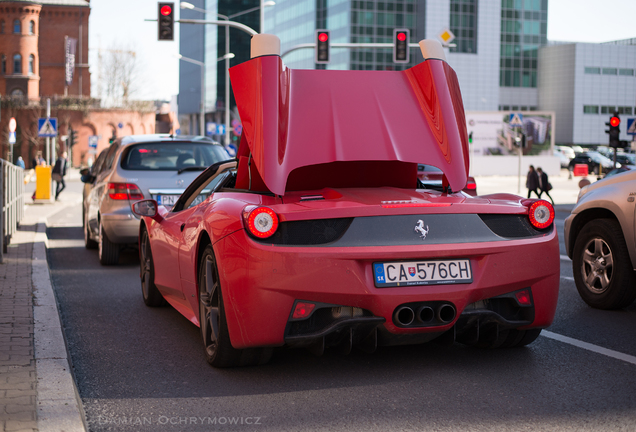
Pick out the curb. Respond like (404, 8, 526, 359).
(32, 216, 86, 431)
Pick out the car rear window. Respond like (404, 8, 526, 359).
(120, 142, 229, 171)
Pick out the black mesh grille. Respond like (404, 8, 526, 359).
(253, 218, 354, 245)
(479, 214, 552, 238)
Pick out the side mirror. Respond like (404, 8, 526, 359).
(132, 199, 158, 218)
(80, 168, 95, 184)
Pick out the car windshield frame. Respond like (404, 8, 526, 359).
(119, 141, 230, 172)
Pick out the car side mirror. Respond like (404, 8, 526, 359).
(80, 167, 96, 184)
(132, 199, 158, 218)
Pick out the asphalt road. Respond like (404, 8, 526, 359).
(46, 182, 636, 432)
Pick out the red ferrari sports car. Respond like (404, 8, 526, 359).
(133, 36, 559, 367)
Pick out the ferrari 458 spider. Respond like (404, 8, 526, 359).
(132, 35, 559, 367)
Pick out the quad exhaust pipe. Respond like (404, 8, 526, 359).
(394, 303, 456, 327)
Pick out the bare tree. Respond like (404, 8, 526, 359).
(98, 42, 139, 108)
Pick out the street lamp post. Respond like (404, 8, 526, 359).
(176, 53, 235, 138)
(180, 1, 275, 145)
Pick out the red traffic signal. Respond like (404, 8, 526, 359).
(610, 116, 620, 127)
(315, 30, 330, 64)
(158, 2, 174, 41)
(393, 29, 410, 63)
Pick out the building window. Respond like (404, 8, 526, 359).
(1, 54, 5, 74)
(28, 54, 35, 74)
(584, 67, 600, 74)
(13, 19, 20, 34)
(583, 105, 599, 114)
(449, 0, 478, 54)
(602, 68, 617, 75)
(13, 54, 21, 74)
(1, 20, 4, 34)
(619, 68, 634, 76)
(600, 106, 616, 114)
(11, 88, 24, 97)
(29, 20, 35, 35)
(617, 106, 633, 115)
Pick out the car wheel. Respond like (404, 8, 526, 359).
(198, 245, 272, 367)
(84, 211, 98, 250)
(572, 219, 636, 309)
(98, 219, 120, 265)
(140, 227, 166, 307)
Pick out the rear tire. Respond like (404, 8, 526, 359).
(140, 227, 165, 307)
(198, 245, 272, 367)
(572, 219, 636, 309)
(99, 220, 120, 265)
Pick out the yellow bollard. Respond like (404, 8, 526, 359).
(35, 166, 52, 200)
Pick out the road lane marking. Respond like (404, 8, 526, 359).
(561, 276, 574, 281)
(542, 330, 636, 366)
(560, 255, 571, 261)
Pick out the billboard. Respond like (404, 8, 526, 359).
(466, 112, 554, 156)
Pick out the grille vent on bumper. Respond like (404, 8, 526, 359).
(252, 218, 354, 245)
(478, 214, 552, 238)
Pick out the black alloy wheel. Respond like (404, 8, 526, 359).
(572, 219, 636, 309)
(198, 245, 272, 367)
(98, 219, 120, 265)
(140, 227, 165, 307)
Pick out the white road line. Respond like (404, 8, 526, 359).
(561, 276, 574, 281)
(560, 255, 571, 261)
(542, 330, 636, 366)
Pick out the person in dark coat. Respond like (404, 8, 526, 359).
(52, 152, 68, 200)
(526, 165, 540, 198)
(537, 167, 554, 204)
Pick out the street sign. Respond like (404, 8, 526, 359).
(206, 122, 217, 136)
(438, 28, 455, 46)
(8, 131, 16, 144)
(88, 135, 98, 154)
(8, 117, 16, 132)
(233, 124, 243, 137)
(38, 117, 58, 137)
(509, 113, 523, 127)
(627, 118, 636, 135)
(217, 124, 226, 136)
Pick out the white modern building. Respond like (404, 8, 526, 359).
(538, 38, 636, 146)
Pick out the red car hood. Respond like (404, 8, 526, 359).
(229, 55, 469, 196)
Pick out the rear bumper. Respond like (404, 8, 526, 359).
(214, 228, 560, 349)
(101, 211, 140, 244)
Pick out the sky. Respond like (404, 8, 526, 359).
(88, 0, 636, 102)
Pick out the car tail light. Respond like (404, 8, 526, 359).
(292, 302, 316, 319)
(527, 200, 554, 229)
(465, 180, 477, 190)
(243, 206, 279, 238)
(108, 183, 144, 200)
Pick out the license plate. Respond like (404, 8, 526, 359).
(156, 194, 180, 206)
(373, 259, 472, 288)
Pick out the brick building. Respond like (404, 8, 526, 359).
(0, 0, 156, 167)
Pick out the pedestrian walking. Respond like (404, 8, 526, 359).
(537, 167, 554, 204)
(52, 152, 68, 200)
(526, 165, 540, 198)
(16, 156, 25, 169)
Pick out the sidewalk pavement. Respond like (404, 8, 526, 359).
(1, 172, 85, 432)
(0, 167, 597, 432)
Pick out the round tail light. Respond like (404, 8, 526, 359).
(528, 200, 554, 229)
(244, 206, 279, 238)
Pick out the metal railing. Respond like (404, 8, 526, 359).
(0, 159, 25, 263)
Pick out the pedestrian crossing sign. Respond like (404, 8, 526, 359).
(509, 113, 523, 127)
(627, 118, 636, 135)
(38, 117, 58, 137)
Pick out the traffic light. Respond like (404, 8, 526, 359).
(158, 2, 175, 41)
(393, 29, 410, 63)
(606, 114, 621, 148)
(315, 30, 330, 64)
(68, 128, 77, 147)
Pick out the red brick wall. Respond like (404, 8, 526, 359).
(38, 4, 90, 97)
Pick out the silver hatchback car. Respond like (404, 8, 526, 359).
(81, 135, 230, 265)
(564, 170, 636, 309)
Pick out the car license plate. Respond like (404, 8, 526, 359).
(156, 194, 180, 206)
(373, 259, 472, 288)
